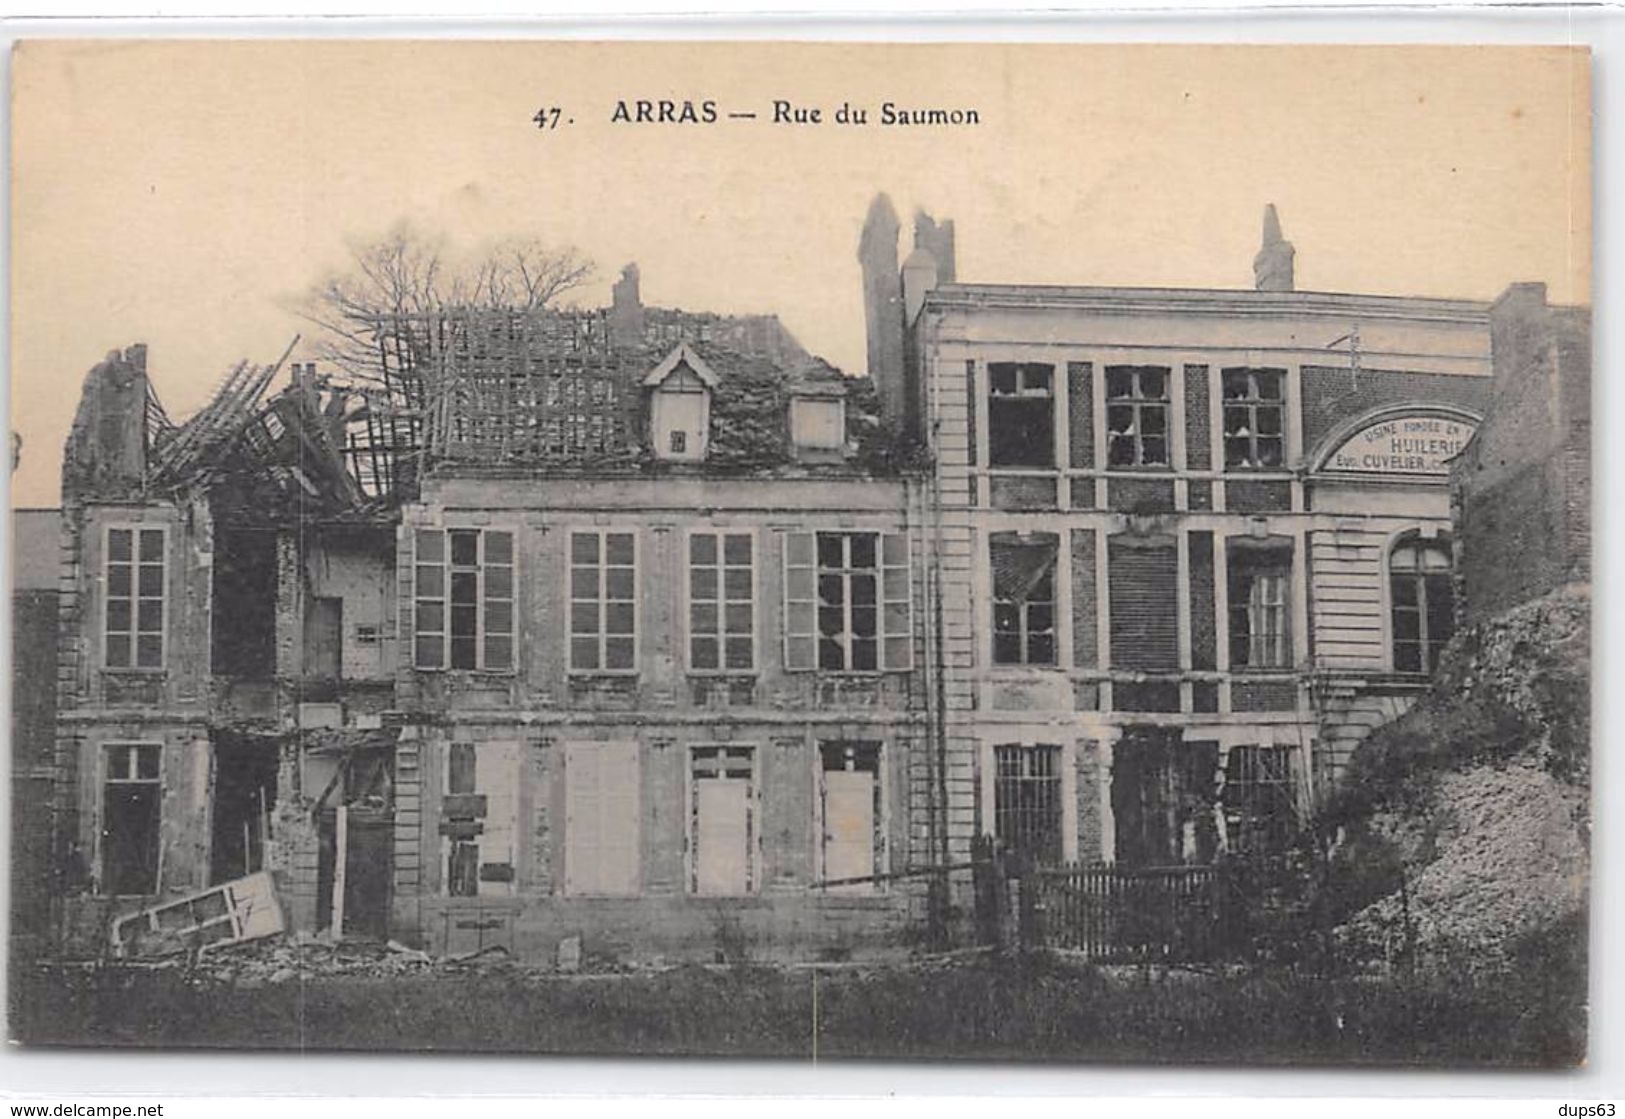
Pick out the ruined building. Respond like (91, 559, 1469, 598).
(43, 199, 1562, 962)
(863, 196, 1494, 879)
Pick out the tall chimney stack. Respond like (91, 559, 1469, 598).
(858, 193, 905, 423)
(610, 263, 645, 349)
(1253, 204, 1296, 292)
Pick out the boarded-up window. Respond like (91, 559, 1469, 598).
(1107, 535, 1179, 672)
(1228, 538, 1293, 669)
(105, 526, 165, 669)
(993, 744, 1063, 867)
(791, 397, 845, 451)
(414, 528, 515, 671)
(784, 531, 911, 672)
(1222, 745, 1296, 856)
(564, 741, 640, 896)
(569, 530, 637, 673)
(990, 533, 1058, 666)
(443, 741, 519, 898)
(102, 743, 161, 895)
(1391, 535, 1455, 674)
(987, 362, 1055, 468)
(690, 746, 757, 896)
(819, 742, 883, 893)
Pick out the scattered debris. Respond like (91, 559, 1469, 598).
(112, 871, 284, 958)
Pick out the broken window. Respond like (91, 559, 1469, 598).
(690, 745, 757, 896)
(1391, 535, 1455, 673)
(569, 530, 637, 673)
(993, 744, 1063, 867)
(105, 526, 165, 669)
(1105, 365, 1170, 468)
(784, 531, 911, 672)
(1228, 539, 1292, 670)
(689, 531, 755, 672)
(1222, 745, 1296, 857)
(818, 741, 884, 893)
(990, 532, 1058, 666)
(102, 743, 161, 895)
(209, 733, 277, 885)
(442, 740, 519, 898)
(1222, 368, 1286, 469)
(211, 530, 276, 678)
(563, 740, 641, 896)
(1110, 731, 1219, 868)
(414, 529, 514, 671)
(987, 362, 1055, 468)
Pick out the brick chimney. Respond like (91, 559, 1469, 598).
(610, 263, 645, 349)
(858, 193, 905, 423)
(1253, 204, 1295, 292)
(914, 209, 956, 283)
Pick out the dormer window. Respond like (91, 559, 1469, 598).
(643, 343, 718, 463)
(791, 395, 846, 453)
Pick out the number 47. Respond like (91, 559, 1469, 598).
(533, 107, 562, 130)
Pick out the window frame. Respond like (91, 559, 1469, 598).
(1220, 367, 1288, 471)
(1388, 532, 1456, 675)
(684, 527, 759, 675)
(99, 740, 163, 896)
(686, 743, 761, 897)
(1104, 364, 1173, 470)
(989, 742, 1067, 868)
(567, 527, 641, 676)
(412, 526, 518, 673)
(1221, 744, 1297, 857)
(1227, 541, 1294, 672)
(986, 361, 1058, 469)
(441, 740, 520, 899)
(103, 523, 168, 672)
(989, 531, 1060, 668)
(783, 529, 913, 674)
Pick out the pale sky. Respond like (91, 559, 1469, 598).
(10, 41, 1590, 508)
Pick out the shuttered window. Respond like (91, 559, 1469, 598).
(1107, 535, 1179, 671)
(784, 531, 911, 672)
(442, 740, 519, 898)
(414, 528, 515, 671)
(564, 741, 641, 896)
(690, 746, 757, 896)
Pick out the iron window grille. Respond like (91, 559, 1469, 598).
(993, 744, 1064, 867)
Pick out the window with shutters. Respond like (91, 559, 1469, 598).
(105, 526, 166, 669)
(689, 745, 757, 896)
(990, 532, 1058, 666)
(1222, 745, 1296, 856)
(1107, 534, 1180, 672)
(784, 531, 911, 672)
(563, 741, 640, 896)
(818, 742, 884, 894)
(688, 531, 755, 673)
(442, 741, 519, 898)
(413, 528, 515, 671)
(993, 744, 1063, 867)
(1222, 368, 1286, 470)
(569, 530, 637, 673)
(987, 362, 1055, 468)
(1227, 539, 1293, 670)
(1390, 534, 1455, 674)
(101, 742, 161, 894)
(1105, 365, 1171, 468)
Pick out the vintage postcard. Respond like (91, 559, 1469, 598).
(7, 40, 1592, 1064)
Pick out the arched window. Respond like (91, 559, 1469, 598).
(1390, 534, 1455, 673)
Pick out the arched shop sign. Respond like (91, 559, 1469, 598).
(1318, 408, 1479, 477)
